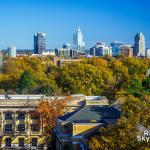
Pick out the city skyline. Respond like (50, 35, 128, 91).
(0, 0, 150, 49)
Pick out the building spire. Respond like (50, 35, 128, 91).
(77, 26, 81, 32)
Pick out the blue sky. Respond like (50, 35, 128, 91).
(0, 0, 150, 49)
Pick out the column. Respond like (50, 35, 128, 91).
(13, 112, 17, 136)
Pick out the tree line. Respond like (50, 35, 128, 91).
(0, 56, 150, 149)
(0, 56, 149, 99)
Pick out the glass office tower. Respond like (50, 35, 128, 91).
(34, 32, 46, 54)
(73, 27, 85, 54)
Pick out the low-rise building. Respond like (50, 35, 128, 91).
(55, 103, 120, 150)
(51, 57, 84, 66)
(0, 95, 45, 149)
(55, 48, 77, 58)
(0, 94, 110, 149)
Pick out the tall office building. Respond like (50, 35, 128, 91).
(90, 42, 112, 56)
(134, 32, 145, 57)
(73, 27, 85, 54)
(110, 41, 123, 56)
(34, 32, 46, 54)
(121, 45, 133, 57)
(8, 46, 16, 58)
(146, 48, 150, 58)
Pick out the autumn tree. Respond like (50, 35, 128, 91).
(57, 62, 105, 95)
(36, 96, 72, 147)
(89, 95, 150, 150)
(0, 56, 150, 97)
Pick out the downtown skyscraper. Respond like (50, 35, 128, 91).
(134, 32, 145, 57)
(34, 32, 46, 54)
(73, 27, 85, 54)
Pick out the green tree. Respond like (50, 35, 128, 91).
(19, 70, 38, 93)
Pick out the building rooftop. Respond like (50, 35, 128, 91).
(58, 106, 120, 123)
(0, 94, 45, 100)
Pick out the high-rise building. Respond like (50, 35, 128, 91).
(134, 32, 145, 57)
(90, 42, 112, 56)
(8, 46, 16, 58)
(63, 43, 71, 49)
(34, 32, 46, 54)
(121, 45, 133, 57)
(146, 48, 150, 58)
(73, 27, 85, 54)
(110, 41, 123, 56)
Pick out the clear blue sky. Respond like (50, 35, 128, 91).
(0, 0, 150, 49)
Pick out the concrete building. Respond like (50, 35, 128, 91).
(146, 49, 150, 58)
(134, 32, 145, 57)
(42, 50, 55, 56)
(55, 48, 77, 58)
(51, 57, 84, 66)
(0, 94, 109, 149)
(34, 32, 46, 54)
(55, 44, 77, 58)
(73, 27, 85, 54)
(110, 41, 123, 56)
(0, 95, 46, 150)
(8, 46, 16, 58)
(90, 42, 112, 56)
(121, 45, 133, 57)
(55, 97, 120, 150)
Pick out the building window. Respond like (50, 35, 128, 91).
(32, 138, 37, 147)
(19, 138, 24, 147)
(31, 124, 40, 132)
(18, 124, 25, 132)
(30, 112, 39, 120)
(5, 112, 12, 120)
(5, 124, 12, 132)
(5, 138, 11, 147)
(18, 112, 25, 120)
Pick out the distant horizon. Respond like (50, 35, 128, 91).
(0, 33, 149, 51)
(0, 0, 150, 49)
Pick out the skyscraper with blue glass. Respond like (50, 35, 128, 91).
(34, 32, 46, 54)
(110, 41, 123, 56)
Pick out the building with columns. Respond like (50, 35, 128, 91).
(0, 95, 46, 150)
(0, 94, 109, 149)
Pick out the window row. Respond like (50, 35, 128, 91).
(5, 138, 38, 147)
(3, 112, 39, 120)
(4, 124, 40, 132)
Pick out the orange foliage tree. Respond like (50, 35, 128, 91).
(36, 96, 72, 143)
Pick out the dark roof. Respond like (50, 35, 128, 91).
(58, 106, 120, 123)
